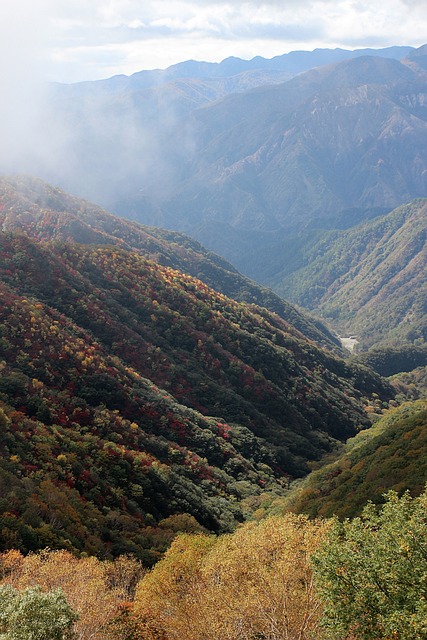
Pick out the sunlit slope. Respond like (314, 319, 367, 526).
(273, 199, 427, 350)
(282, 400, 427, 519)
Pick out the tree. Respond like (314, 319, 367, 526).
(0, 584, 77, 640)
(313, 489, 427, 639)
(200, 513, 329, 640)
(133, 514, 329, 640)
(1, 549, 122, 640)
(133, 533, 216, 640)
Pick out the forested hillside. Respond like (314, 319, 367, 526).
(0, 175, 339, 351)
(0, 220, 391, 559)
(278, 400, 427, 519)
(272, 199, 427, 351)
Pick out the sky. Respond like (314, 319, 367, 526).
(1, 0, 426, 84)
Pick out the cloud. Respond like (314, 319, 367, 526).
(42, 0, 426, 82)
(0, 0, 424, 213)
(0, 0, 426, 83)
(0, 1, 53, 173)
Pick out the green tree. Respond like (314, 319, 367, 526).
(313, 489, 427, 639)
(0, 584, 77, 640)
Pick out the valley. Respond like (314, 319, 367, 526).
(0, 177, 396, 561)
(0, 41, 426, 640)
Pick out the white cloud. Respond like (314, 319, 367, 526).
(0, 0, 426, 83)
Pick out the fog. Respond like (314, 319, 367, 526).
(1, 0, 425, 232)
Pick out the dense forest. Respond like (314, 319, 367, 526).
(0, 227, 391, 560)
(0, 175, 340, 351)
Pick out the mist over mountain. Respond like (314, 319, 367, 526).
(10, 45, 421, 216)
(0, 45, 424, 362)
(27, 47, 425, 299)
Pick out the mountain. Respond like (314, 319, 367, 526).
(36, 48, 425, 234)
(151, 54, 427, 242)
(0, 177, 392, 559)
(83, 51, 426, 301)
(0, 175, 339, 352)
(8, 47, 426, 326)
(50, 45, 413, 98)
(280, 400, 427, 519)
(270, 199, 427, 351)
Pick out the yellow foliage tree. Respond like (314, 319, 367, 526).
(134, 533, 216, 640)
(0, 548, 142, 640)
(133, 513, 330, 640)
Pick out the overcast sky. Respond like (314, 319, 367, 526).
(1, 0, 427, 84)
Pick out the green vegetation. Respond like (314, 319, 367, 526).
(0, 584, 77, 640)
(0, 51, 425, 637)
(273, 199, 427, 351)
(0, 226, 391, 559)
(278, 401, 427, 519)
(391, 366, 427, 400)
(0, 177, 425, 639)
(352, 343, 427, 376)
(313, 490, 427, 639)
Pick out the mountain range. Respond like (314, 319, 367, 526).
(49, 45, 414, 99)
(0, 41, 426, 561)
(35, 46, 427, 315)
(0, 177, 393, 559)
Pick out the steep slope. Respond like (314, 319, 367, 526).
(19, 49, 427, 301)
(76, 51, 427, 293)
(32, 49, 424, 241)
(0, 230, 391, 557)
(156, 55, 427, 243)
(280, 400, 427, 519)
(272, 199, 427, 350)
(0, 175, 340, 351)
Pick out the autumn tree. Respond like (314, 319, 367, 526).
(133, 533, 216, 640)
(133, 514, 329, 640)
(0, 549, 126, 640)
(200, 514, 329, 640)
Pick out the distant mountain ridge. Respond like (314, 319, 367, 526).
(51, 45, 414, 96)
(42, 44, 426, 226)
(154, 54, 427, 238)
(9, 46, 427, 356)
(42, 48, 427, 295)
